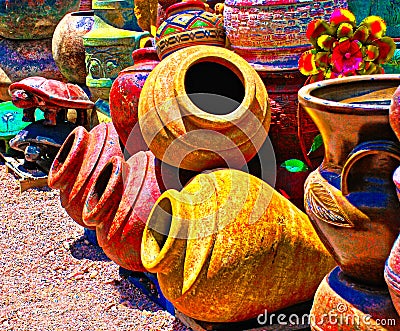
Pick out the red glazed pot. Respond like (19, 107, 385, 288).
(109, 47, 160, 155)
(82, 151, 161, 272)
(48, 122, 123, 228)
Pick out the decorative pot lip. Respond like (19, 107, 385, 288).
(165, 0, 206, 17)
(48, 126, 88, 188)
(82, 155, 124, 226)
(298, 74, 400, 115)
(385, 260, 400, 294)
(174, 46, 262, 125)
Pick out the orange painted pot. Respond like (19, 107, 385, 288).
(311, 267, 399, 331)
(138, 45, 271, 172)
(48, 122, 122, 228)
(141, 169, 336, 323)
(299, 74, 400, 286)
(82, 151, 161, 272)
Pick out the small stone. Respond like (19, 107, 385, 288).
(89, 270, 98, 279)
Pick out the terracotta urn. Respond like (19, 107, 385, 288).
(52, 11, 95, 84)
(0, 0, 80, 39)
(83, 15, 151, 101)
(141, 169, 336, 323)
(0, 38, 64, 102)
(133, 0, 159, 36)
(155, 0, 225, 60)
(138, 45, 271, 172)
(82, 151, 161, 272)
(48, 122, 123, 229)
(109, 47, 160, 155)
(298, 74, 400, 286)
(223, 0, 348, 70)
(311, 267, 399, 331)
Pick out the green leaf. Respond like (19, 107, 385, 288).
(308, 134, 323, 154)
(281, 159, 309, 173)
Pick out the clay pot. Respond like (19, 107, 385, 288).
(52, 11, 95, 84)
(48, 122, 123, 228)
(156, 0, 225, 59)
(394, 166, 400, 201)
(311, 266, 399, 330)
(223, 0, 347, 70)
(390, 85, 400, 140)
(385, 235, 400, 316)
(83, 15, 151, 101)
(0, 38, 64, 102)
(0, 0, 80, 39)
(138, 45, 271, 172)
(82, 151, 161, 271)
(299, 74, 400, 286)
(141, 169, 336, 323)
(109, 47, 160, 154)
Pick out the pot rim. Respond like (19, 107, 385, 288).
(298, 74, 400, 115)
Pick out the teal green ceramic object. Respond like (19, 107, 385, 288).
(0, 102, 43, 152)
(348, 0, 400, 38)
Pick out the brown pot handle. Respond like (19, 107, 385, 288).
(341, 140, 400, 196)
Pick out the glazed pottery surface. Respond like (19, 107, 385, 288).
(82, 151, 161, 272)
(348, 0, 400, 38)
(223, 0, 347, 70)
(141, 169, 336, 323)
(299, 74, 400, 286)
(52, 11, 95, 84)
(390, 85, 400, 141)
(0, 38, 64, 101)
(0, 0, 80, 39)
(138, 45, 271, 172)
(311, 267, 399, 331)
(133, 0, 158, 35)
(156, 0, 225, 59)
(48, 122, 123, 229)
(109, 47, 160, 154)
(385, 234, 400, 316)
(92, 0, 140, 31)
(83, 16, 151, 101)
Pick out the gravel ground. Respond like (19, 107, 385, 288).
(0, 164, 191, 331)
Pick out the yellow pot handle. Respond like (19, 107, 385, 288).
(341, 140, 400, 196)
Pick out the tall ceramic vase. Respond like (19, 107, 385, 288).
(299, 74, 400, 287)
(48, 122, 123, 228)
(82, 151, 161, 271)
(109, 47, 160, 154)
(141, 169, 336, 323)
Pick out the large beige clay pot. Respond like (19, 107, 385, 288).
(141, 169, 336, 323)
(138, 45, 271, 172)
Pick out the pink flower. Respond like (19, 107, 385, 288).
(331, 39, 363, 76)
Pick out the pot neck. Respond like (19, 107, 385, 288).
(165, 0, 206, 17)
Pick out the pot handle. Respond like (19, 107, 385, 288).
(341, 140, 400, 196)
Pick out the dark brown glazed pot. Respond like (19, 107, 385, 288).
(109, 47, 160, 155)
(48, 122, 123, 229)
(82, 151, 161, 272)
(299, 74, 400, 286)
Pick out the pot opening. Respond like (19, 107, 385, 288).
(89, 162, 113, 208)
(71, 10, 94, 16)
(147, 197, 173, 252)
(56, 133, 75, 165)
(184, 61, 244, 115)
(309, 79, 398, 108)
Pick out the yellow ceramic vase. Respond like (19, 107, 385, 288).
(138, 45, 271, 172)
(141, 169, 336, 323)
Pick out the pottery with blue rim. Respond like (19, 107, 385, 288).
(298, 74, 400, 287)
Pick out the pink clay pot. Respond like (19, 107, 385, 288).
(48, 122, 123, 229)
(82, 151, 161, 272)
